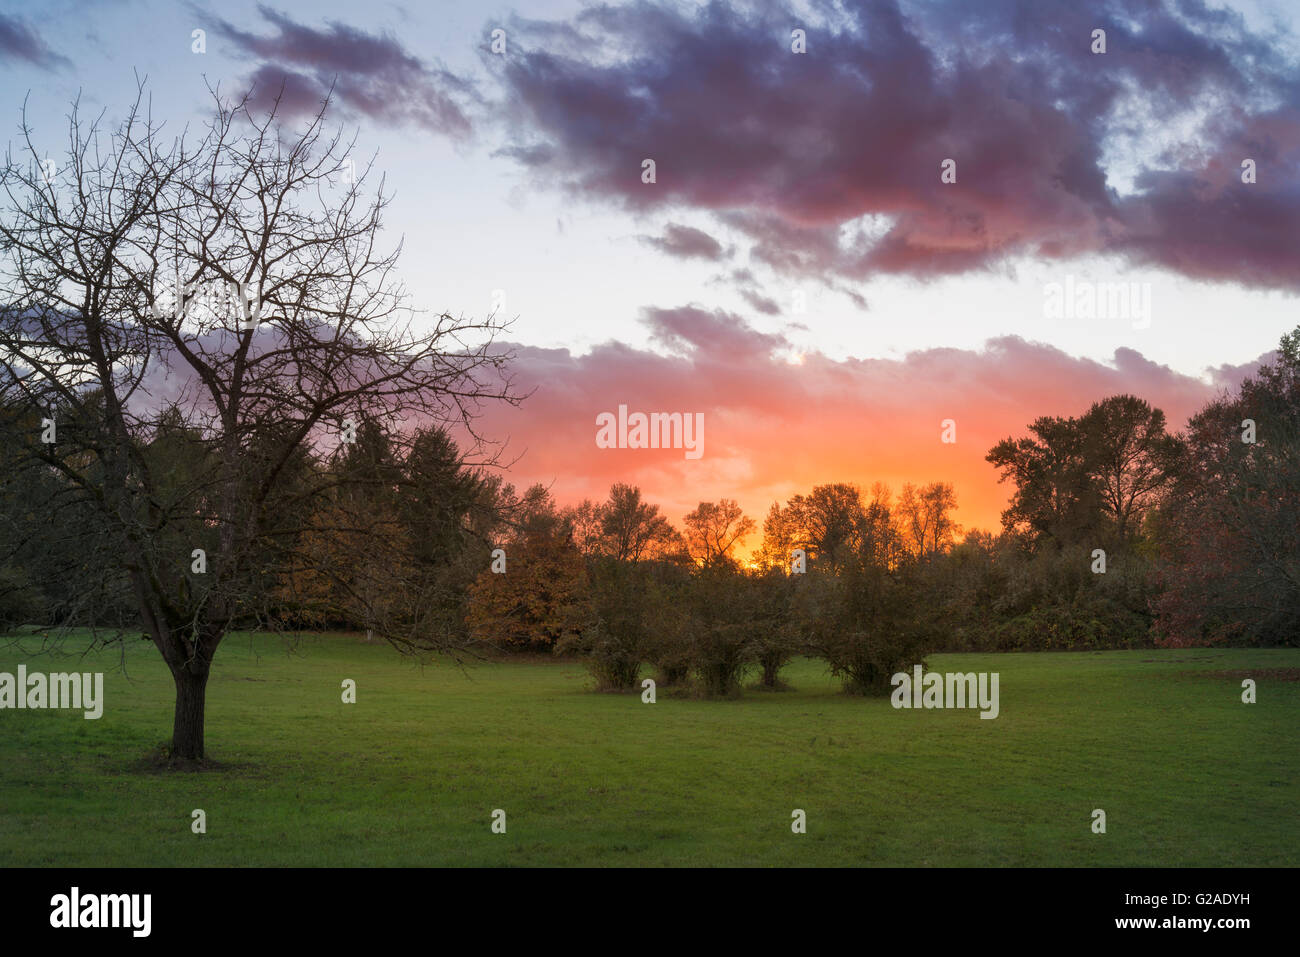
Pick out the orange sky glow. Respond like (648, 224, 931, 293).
(464, 317, 1264, 555)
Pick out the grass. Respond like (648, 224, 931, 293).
(0, 631, 1296, 866)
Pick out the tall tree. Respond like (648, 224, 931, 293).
(596, 483, 680, 562)
(755, 501, 797, 571)
(1079, 395, 1179, 541)
(784, 483, 864, 568)
(987, 415, 1101, 546)
(857, 482, 905, 570)
(0, 85, 518, 760)
(898, 481, 961, 560)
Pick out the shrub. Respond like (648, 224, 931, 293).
(556, 557, 653, 690)
(801, 559, 934, 695)
(679, 562, 763, 698)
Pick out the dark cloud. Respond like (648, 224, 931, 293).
(738, 287, 781, 315)
(489, 0, 1300, 290)
(642, 305, 789, 359)
(237, 65, 328, 118)
(0, 14, 69, 70)
(211, 4, 476, 136)
(638, 222, 726, 260)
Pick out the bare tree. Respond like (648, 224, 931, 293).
(0, 81, 519, 761)
(898, 481, 961, 560)
(682, 499, 755, 566)
(784, 482, 864, 568)
(595, 483, 679, 561)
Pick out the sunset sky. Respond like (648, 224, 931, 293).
(3, 0, 1297, 541)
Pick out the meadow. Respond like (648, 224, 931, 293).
(1, 632, 1296, 866)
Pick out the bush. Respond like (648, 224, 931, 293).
(679, 562, 764, 698)
(801, 560, 934, 695)
(556, 557, 653, 691)
(560, 618, 642, 690)
(640, 562, 694, 686)
(751, 568, 799, 688)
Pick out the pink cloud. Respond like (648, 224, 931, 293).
(466, 311, 1269, 538)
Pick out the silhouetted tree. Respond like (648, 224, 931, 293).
(0, 84, 519, 760)
(683, 499, 755, 566)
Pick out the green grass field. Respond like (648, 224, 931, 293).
(1, 632, 1296, 866)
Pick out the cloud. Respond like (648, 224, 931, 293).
(488, 0, 1300, 291)
(211, 4, 476, 136)
(638, 222, 726, 261)
(465, 308, 1269, 537)
(1206, 350, 1278, 395)
(0, 14, 69, 70)
(738, 287, 781, 315)
(643, 305, 788, 357)
(709, 266, 784, 316)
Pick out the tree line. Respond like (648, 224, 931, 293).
(7, 326, 1295, 701)
(468, 328, 1299, 695)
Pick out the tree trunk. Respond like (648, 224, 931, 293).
(171, 667, 210, 761)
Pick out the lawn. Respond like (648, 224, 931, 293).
(1, 632, 1295, 866)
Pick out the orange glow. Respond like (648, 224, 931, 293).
(462, 332, 1246, 554)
